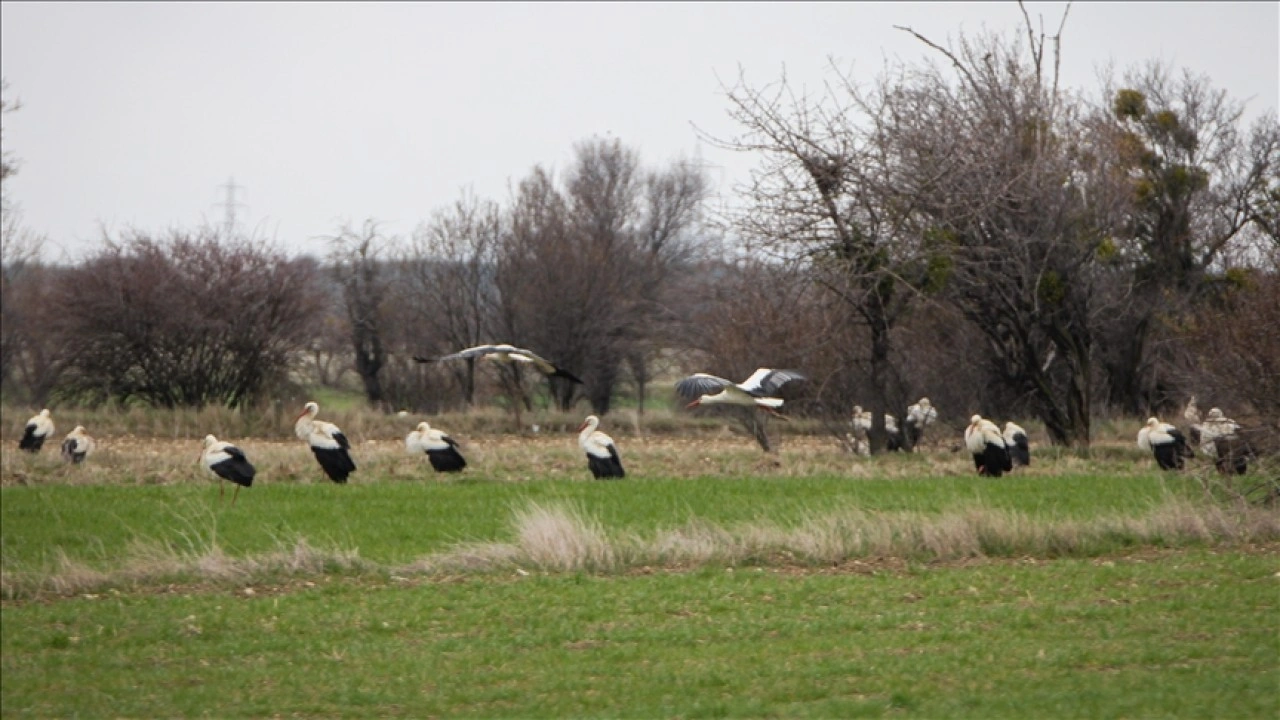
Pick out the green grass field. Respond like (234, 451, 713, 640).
(2, 417, 1277, 718)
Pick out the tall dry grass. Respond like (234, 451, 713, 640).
(9, 496, 1274, 601)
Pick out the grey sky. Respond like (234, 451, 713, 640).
(2, 2, 1276, 261)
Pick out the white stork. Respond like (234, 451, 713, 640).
(294, 402, 356, 484)
(1189, 407, 1241, 455)
(18, 409, 54, 453)
(675, 368, 806, 416)
(850, 405, 903, 451)
(60, 426, 96, 465)
(415, 344, 583, 384)
(905, 397, 938, 448)
(1182, 395, 1201, 426)
(406, 421, 467, 473)
(1002, 421, 1031, 467)
(1137, 417, 1193, 471)
(202, 434, 256, 506)
(965, 414, 1013, 477)
(578, 415, 625, 479)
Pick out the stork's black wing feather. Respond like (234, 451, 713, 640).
(751, 369, 807, 396)
(674, 374, 733, 400)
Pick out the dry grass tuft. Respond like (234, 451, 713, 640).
(511, 502, 617, 572)
(404, 498, 1280, 578)
(5, 496, 1276, 601)
(2, 536, 370, 600)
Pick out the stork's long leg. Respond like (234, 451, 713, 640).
(220, 481, 225, 502)
(232, 485, 240, 507)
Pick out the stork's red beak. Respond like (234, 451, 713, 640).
(577, 421, 589, 432)
(685, 399, 701, 409)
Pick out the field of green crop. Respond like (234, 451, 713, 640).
(2, 414, 1277, 718)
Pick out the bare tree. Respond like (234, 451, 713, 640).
(629, 159, 711, 415)
(1, 78, 20, 187)
(878, 7, 1131, 447)
(52, 231, 322, 407)
(399, 190, 502, 408)
(496, 138, 709, 417)
(492, 165, 578, 422)
(328, 219, 394, 407)
(704, 61, 942, 452)
(0, 78, 45, 399)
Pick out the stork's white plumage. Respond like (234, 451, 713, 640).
(415, 344, 583, 384)
(1002, 421, 1030, 467)
(406, 421, 467, 473)
(1190, 408, 1241, 456)
(850, 405, 902, 452)
(1183, 395, 1201, 426)
(851, 407, 899, 435)
(294, 402, 356, 484)
(1138, 417, 1193, 471)
(60, 425, 96, 465)
(904, 397, 937, 449)
(202, 434, 256, 506)
(965, 414, 1013, 477)
(19, 409, 55, 453)
(676, 368, 805, 414)
(578, 415, 625, 479)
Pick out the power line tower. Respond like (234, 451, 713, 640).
(213, 177, 248, 241)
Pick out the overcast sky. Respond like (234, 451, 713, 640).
(2, 2, 1276, 261)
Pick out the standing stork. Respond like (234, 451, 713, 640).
(1137, 417, 1193, 471)
(202, 434, 256, 506)
(415, 344, 584, 384)
(577, 415, 625, 479)
(965, 415, 1013, 477)
(294, 402, 356, 484)
(1188, 408, 1240, 455)
(851, 405, 903, 452)
(60, 426, 96, 465)
(18, 409, 54, 453)
(904, 397, 938, 450)
(1182, 395, 1201, 426)
(1002, 421, 1031, 467)
(405, 421, 467, 473)
(675, 368, 806, 416)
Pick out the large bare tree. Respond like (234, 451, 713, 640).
(706, 59, 962, 451)
(328, 219, 394, 407)
(882, 7, 1130, 446)
(400, 190, 502, 408)
(496, 138, 708, 416)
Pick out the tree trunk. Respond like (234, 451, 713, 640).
(866, 320, 892, 454)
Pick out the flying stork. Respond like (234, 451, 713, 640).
(675, 368, 806, 416)
(414, 344, 584, 384)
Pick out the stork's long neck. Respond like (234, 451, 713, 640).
(295, 410, 316, 440)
